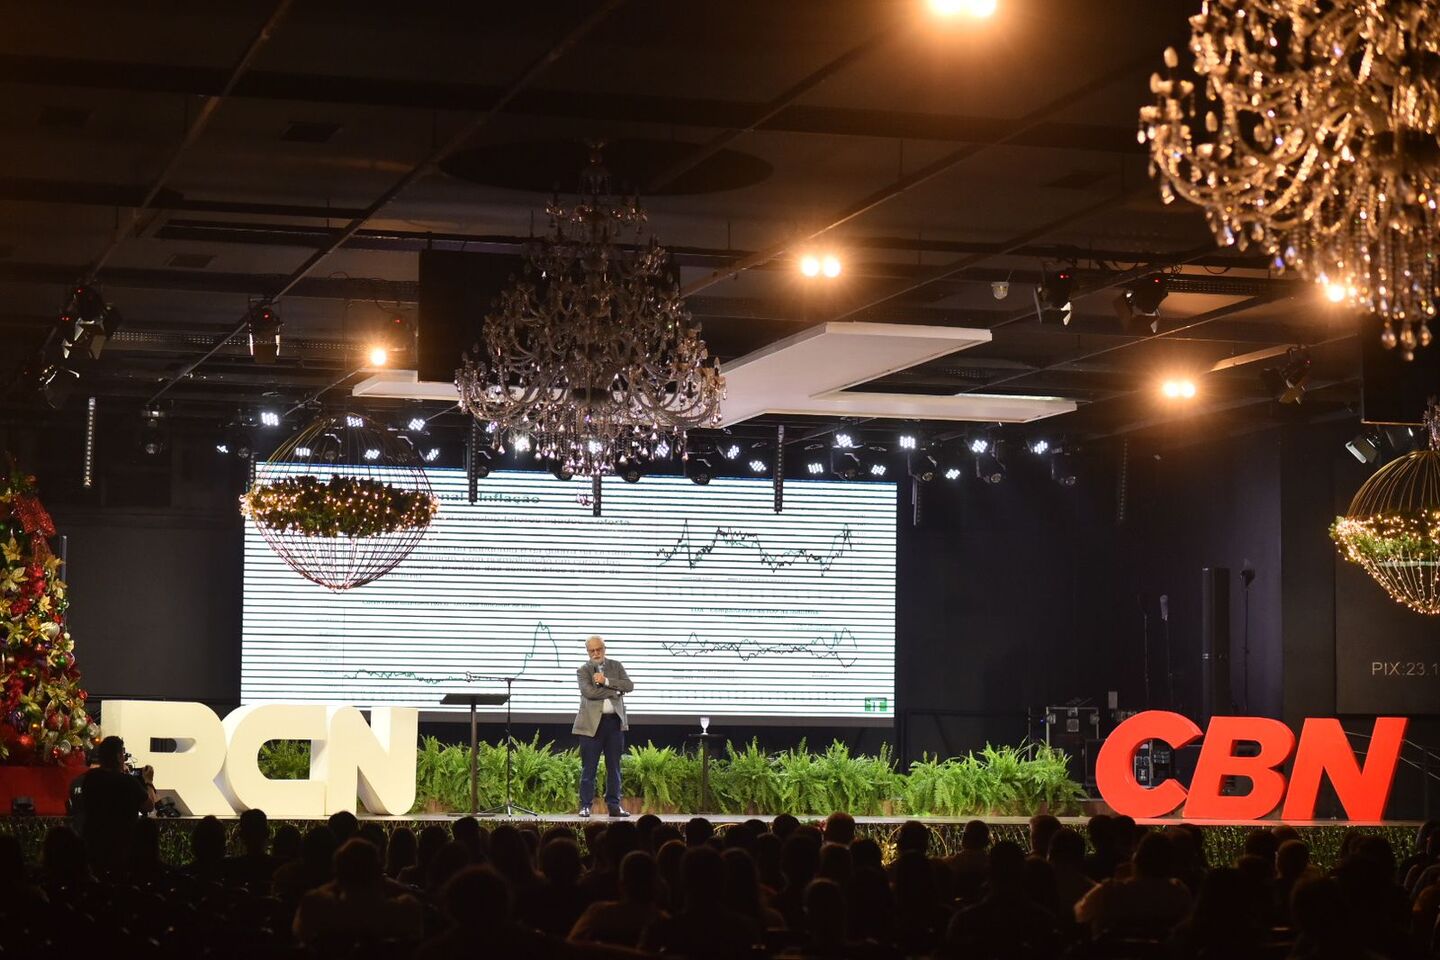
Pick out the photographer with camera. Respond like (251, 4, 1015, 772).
(74, 735, 155, 871)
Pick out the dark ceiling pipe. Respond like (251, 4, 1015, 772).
(85, 0, 295, 281)
(680, 53, 1154, 297)
(144, 0, 626, 407)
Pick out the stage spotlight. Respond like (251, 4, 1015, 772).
(1051, 453, 1078, 487)
(687, 456, 713, 485)
(1036, 268, 1074, 325)
(1115, 275, 1169, 332)
(968, 437, 989, 455)
(295, 446, 313, 458)
(407, 416, 427, 432)
(908, 453, 938, 482)
(259, 410, 281, 428)
(224, 422, 254, 460)
(975, 451, 1005, 484)
(139, 410, 167, 457)
(1261, 346, 1311, 404)
(800, 254, 821, 277)
(748, 459, 767, 474)
(821, 254, 842, 278)
(363, 447, 380, 461)
(898, 432, 919, 450)
(345, 415, 364, 428)
(38, 364, 80, 410)
(1384, 425, 1418, 452)
(806, 461, 825, 475)
(834, 431, 857, 449)
(215, 442, 229, 455)
(620, 462, 643, 483)
(1027, 439, 1050, 455)
(59, 285, 122, 361)
(943, 466, 962, 480)
(652, 438, 671, 459)
(1346, 430, 1380, 464)
(247, 302, 281, 364)
(720, 442, 742, 460)
(1160, 378, 1197, 399)
(423, 447, 441, 463)
(832, 451, 862, 481)
(991, 281, 1009, 300)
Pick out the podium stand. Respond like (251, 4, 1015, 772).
(440, 692, 508, 816)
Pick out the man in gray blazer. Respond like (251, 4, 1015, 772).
(572, 635, 633, 817)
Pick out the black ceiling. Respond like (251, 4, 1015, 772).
(0, 0, 1371, 460)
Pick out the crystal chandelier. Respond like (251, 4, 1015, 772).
(456, 149, 724, 477)
(1140, 0, 1440, 359)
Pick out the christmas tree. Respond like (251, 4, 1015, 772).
(0, 460, 98, 764)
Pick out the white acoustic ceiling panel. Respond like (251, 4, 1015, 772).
(351, 322, 1077, 427)
(718, 322, 1076, 426)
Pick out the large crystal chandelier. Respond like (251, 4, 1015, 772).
(1140, 0, 1440, 359)
(456, 148, 724, 477)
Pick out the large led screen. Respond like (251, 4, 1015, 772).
(242, 468, 897, 723)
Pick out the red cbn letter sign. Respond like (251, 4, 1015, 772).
(1095, 711, 1407, 821)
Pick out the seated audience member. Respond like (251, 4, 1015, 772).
(801, 877, 855, 956)
(272, 823, 302, 863)
(655, 838, 686, 913)
(753, 830, 785, 891)
(490, 824, 540, 895)
(1167, 866, 1265, 960)
(398, 824, 447, 888)
(1048, 827, 1096, 926)
(40, 825, 90, 886)
(581, 820, 640, 903)
(1165, 824, 1206, 894)
(639, 845, 763, 959)
(326, 810, 358, 844)
(1029, 813, 1062, 859)
(451, 815, 486, 861)
(415, 865, 557, 960)
(272, 826, 338, 902)
(0, 834, 45, 910)
(1333, 838, 1411, 959)
(425, 840, 472, 899)
(822, 811, 857, 846)
(1289, 876, 1375, 960)
(182, 814, 227, 882)
(771, 829, 821, 929)
(951, 819, 991, 901)
(892, 849, 951, 954)
(816, 841, 854, 888)
(1400, 820, 1438, 893)
(722, 847, 785, 929)
(222, 807, 279, 893)
(570, 850, 668, 948)
(520, 837, 590, 936)
(847, 864, 895, 945)
(895, 820, 931, 859)
(771, 813, 800, 842)
(384, 825, 416, 880)
(1235, 853, 1279, 925)
(1075, 831, 1191, 938)
(684, 816, 714, 848)
(1243, 827, 1281, 865)
(1274, 839, 1317, 924)
(947, 840, 1062, 959)
(77, 735, 155, 871)
(293, 837, 423, 946)
(128, 816, 171, 881)
(851, 836, 883, 874)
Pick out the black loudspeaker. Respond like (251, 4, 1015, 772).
(1200, 566, 1231, 724)
(1359, 313, 1440, 425)
(417, 251, 523, 383)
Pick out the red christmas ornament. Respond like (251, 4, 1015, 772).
(16, 734, 34, 751)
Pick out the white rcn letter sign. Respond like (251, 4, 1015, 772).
(101, 701, 418, 819)
(104, 700, 231, 816)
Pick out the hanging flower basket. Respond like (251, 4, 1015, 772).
(241, 414, 438, 591)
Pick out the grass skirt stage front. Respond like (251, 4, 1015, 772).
(0, 813, 1421, 872)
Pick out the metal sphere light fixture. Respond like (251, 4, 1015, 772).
(1331, 403, 1440, 614)
(240, 413, 437, 591)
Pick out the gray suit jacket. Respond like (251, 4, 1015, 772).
(572, 658, 633, 736)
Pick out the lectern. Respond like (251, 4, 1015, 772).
(440, 693, 508, 816)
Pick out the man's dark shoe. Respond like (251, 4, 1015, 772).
(578, 806, 591, 818)
(607, 806, 629, 818)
